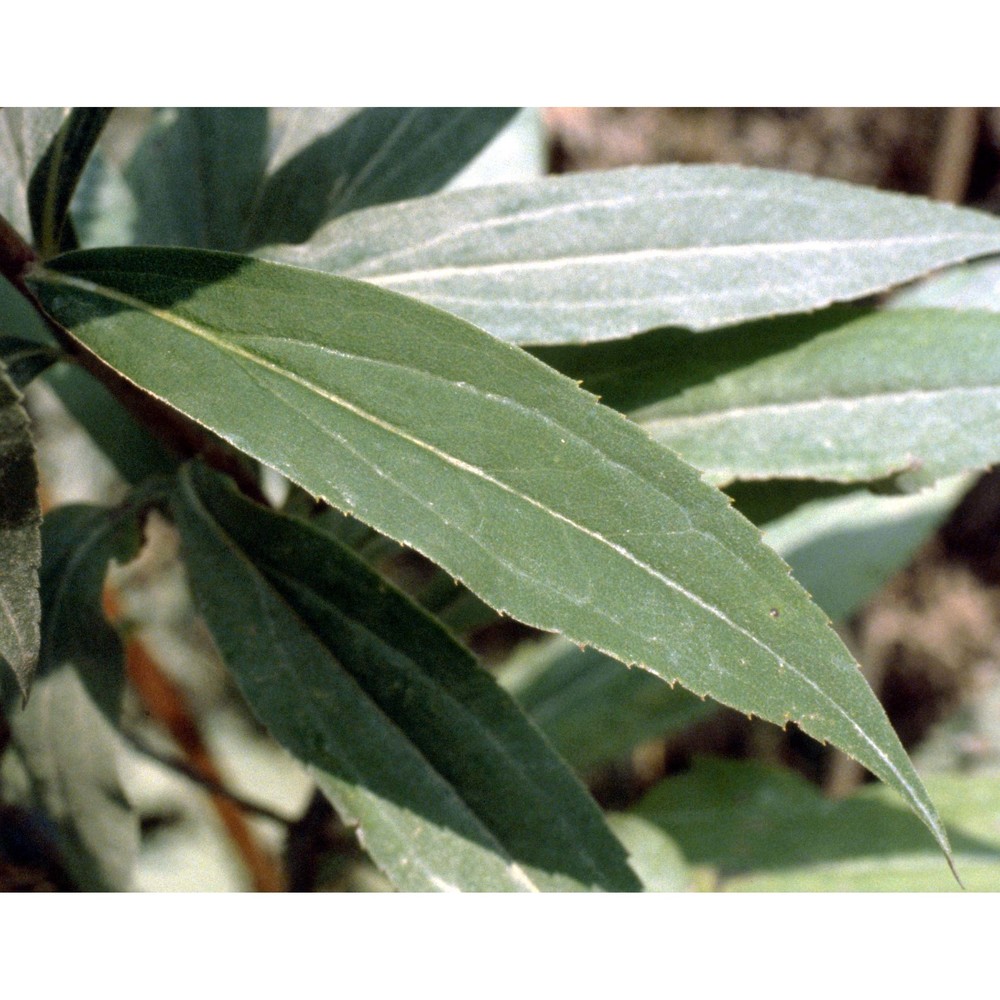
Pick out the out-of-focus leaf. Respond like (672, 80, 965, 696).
(70, 149, 137, 248)
(544, 308, 1000, 490)
(605, 813, 690, 892)
(39, 502, 144, 718)
(763, 475, 972, 621)
(28, 108, 113, 256)
(6, 663, 138, 890)
(173, 463, 639, 892)
(28, 246, 952, 859)
(0, 337, 59, 389)
(0, 361, 40, 696)
(246, 108, 520, 247)
(269, 165, 1000, 344)
(632, 758, 1000, 891)
(0, 272, 57, 347)
(43, 362, 179, 484)
(0, 108, 68, 239)
(499, 636, 715, 772)
(125, 108, 269, 250)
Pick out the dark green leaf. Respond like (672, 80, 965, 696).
(43, 361, 180, 484)
(271, 165, 1000, 343)
(28, 247, 950, 857)
(0, 361, 40, 695)
(173, 463, 639, 891)
(632, 759, 1000, 891)
(0, 108, 68, 240)
(39, 502, 145, 718)
(6, 662, 138, 890)
(28, 108, 113, 257)
(246, 108, 519, 247)
(0, 272, 57, 347)
(0, 337, 59, 389)
(125, 108, 269, 250)
(500, 636, 715, 772)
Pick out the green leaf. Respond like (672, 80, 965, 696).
(172, 462, 639, 891)
(5, 662, 138, 890)
(546, 308, 1000, 490)
(123, 109, 518, 254)
(500, 636, 715, 772)
(28, 108, 113, 257)
(0, 361, 40, 695)
(39, 502, 145, 719)
(268, 165, 1000, 344)
(762, 476, 971, 622)
(28, 247, 950, 857)
(632, 759, 1000, 891)
(245, 108, 520, 247)
(0, 272, 57, 347)
(0, 108, 68, 240)
(125, 108, 269, 251)
(604, 813, 690, 892)
(43, 362, 180, 484)
(0, 337, 59, 389)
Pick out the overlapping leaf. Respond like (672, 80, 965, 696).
(124, 108, 519, 253)
(632, 759, 1000, 891)
(0, 108, 68, 239)
(172, 462, 639, 891)
(540, 308, 1000, 490)
(268, 164, 1000, 343)
(0, 360, 40, 695)
(27, 247, 951, 857)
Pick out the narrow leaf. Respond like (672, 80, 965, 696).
(542, 308, 1000, 490)
(246, 108, 519, 247)
(28, 247, 950, 856)
(6, 662, 138, 890)
(173, 463, 639, 891)
(270, 165, 1000, 343)
(39, 502, 145, 718)
(125, 108, 269, 250)
(633, 759, 1000, 891)
(28, 107, 113, 257)
(0, 361, 40, 695)
(0, 108, 68, 240)
(0, 337, 59, 389)
(500, 636, 715, 772)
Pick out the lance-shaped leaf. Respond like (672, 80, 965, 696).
(39, 502, 145, 719)
(28, 108, 113, 257)
(6, 662, 138, 890)
(539, 308, 1000, 490)
(270, 165, 1000, 344)
(124, 108, 519, 254)
(27, 247, 950, 857)
(0, 108, 68, 240)
(0, 360, 40, 695)
(499, 636, 715, 773)
(246, 107, 520, 247)
(631, 759, 1000, 891)
(172, 462, 639, 891)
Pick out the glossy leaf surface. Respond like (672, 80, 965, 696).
(271, 165, 1000, 343)
(29, 247, 949, 855)
(172, 463, 639, 891)
(0, 361, 40, 695)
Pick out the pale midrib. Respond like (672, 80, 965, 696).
(358, 233, 985, 285)
(641, 383, 1000, 431)
(36, 268, 944, 847)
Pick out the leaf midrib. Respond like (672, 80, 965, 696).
(34, 266, 940, 846)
